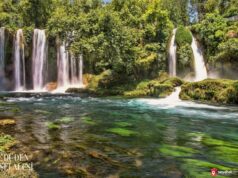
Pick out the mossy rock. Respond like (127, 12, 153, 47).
(180, 79, 238, 104)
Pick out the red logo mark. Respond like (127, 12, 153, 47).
(211, 168, 218, 176)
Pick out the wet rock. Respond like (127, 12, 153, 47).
(45, 82, 57, 91)
(66, 88, 88, 94)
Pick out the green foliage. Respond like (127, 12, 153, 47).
(180, 79, 238, 104)
(214, 38, 238, 62)
(175, 26, 192, 47)
(192, 12, 227, 60)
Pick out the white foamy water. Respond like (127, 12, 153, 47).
(191, 36, 208, 81)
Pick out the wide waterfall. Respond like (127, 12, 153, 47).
(169, 29, 177, 77)
(32, 29, 47, 91)
(56, 42, 84, 92)
(0, 27, 5, 89)
(191, 36, 207, 81)
(14, 29, 26, 91)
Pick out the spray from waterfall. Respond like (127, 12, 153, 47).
(169, 28, 177, 77)
(14, 29, 26, 91)
(32, 29, 47, 91)
(191, 36, 207, 81)
(0, 27, 5, 89)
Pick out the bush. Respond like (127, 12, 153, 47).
(175, 26, 192, 47)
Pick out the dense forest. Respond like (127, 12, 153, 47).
(0, 0, 238, 101)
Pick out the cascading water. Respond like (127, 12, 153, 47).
(32, 29, 47, 91)
(56, 42, 84, 92)
(0, 27, 5, 89)
(57, 42, 70, 88)
(79, 54, 83, 86)
(191, 36, 208, 81)
(14, 29, 26, 91)
(168, 29, 177, 77)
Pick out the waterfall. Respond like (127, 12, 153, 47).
(169, 29, 177, 77)
(79, 54, 83, 85)
(57, 42, 70, 88)
(56, 42, 84, 92)
(14, 29, 26, 91)
(32, 29, 47, 91)
(191, 36, 207, 81)
(0, 27, 5, 89)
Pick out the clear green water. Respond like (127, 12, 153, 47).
(1, 95, 238, 178)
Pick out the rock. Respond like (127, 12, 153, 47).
(65, 88, 88, 94)
(0, 119, 16, 126)
(45, 82, 57, 91)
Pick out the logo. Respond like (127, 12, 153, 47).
(211, 168, 218, 176)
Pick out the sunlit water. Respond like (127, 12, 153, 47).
(0, 94, 238, 177)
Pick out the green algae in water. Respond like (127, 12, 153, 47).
(181, 159, 231, 178)
(46, 121, 60, 130)
(202, 136, 238, 147)
(115, 122, 132, 127)
(107, 128, 137, 137)
(81, 116, 96, 125)
(159, 145, 196, 157)
(58, 117, 74, 124)
(210, 146, 238, 163)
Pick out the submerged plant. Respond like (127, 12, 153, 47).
(107, 128, 137, 137)
(46, 121, 60, 130)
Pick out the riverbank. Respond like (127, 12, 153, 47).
(66, 73, 238, 105)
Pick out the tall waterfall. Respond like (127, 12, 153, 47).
(191, 36, 207, 81)
(57, 42, 70, 88)
(32, 29, 47, 91)
(79, 54, 83, 85)
(56, 42, 84, 92)
(0, 27, 5, 89)
(14, 29, 26, 91)
(169, 29, 177, 77)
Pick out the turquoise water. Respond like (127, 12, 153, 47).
(1, 94, 238, 177)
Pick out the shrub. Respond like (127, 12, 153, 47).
(175, 26, 192, 47)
